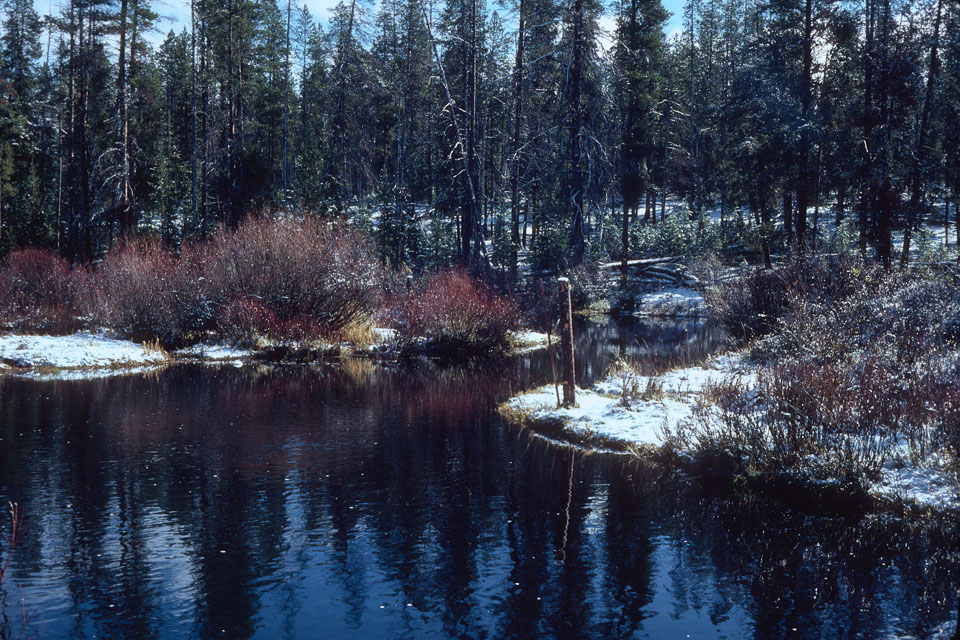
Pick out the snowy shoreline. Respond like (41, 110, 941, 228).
(0, 328, 549, 379)
(502, 352, 959, 514)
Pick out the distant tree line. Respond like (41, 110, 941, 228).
(0, 0, 957, 273)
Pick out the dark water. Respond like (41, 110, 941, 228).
(0, 318, 957, 639)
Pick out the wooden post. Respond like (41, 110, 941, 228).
(539, 279, 561, 408)
(558, 277, 576, 407)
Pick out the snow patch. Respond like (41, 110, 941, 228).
(506, 351, 958, 512)
(176, 343, 255, 362)
(0, 333, 169, 371)
(509, 330, 549, 353)
(636, 286, 707, 317)
(508, 353, 753, 445)
(371, 327, 398, 342)
(870, 450, 959, 511)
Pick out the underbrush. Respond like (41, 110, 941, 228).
(1, 216, 385, 348)
(706, 254, 875, 341)
(385, 269, 521, 356)
(0, 248, 84, 334)
(685, 258, 960, 505)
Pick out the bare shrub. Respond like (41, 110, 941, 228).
(86, 240, 203, 345)
(0, 248, 83, 333)
(202, 216, 383, 332)
(706, 268, 789, 341)
(697, 256, 960, 494)
(609, 357, 664, 407)
(385, 268, 522, 355)
(707, 254, 873, 343)
(217, 297, 281, 343)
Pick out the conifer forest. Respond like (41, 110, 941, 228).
(0, 0, 956, 271)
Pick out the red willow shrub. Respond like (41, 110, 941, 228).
(85, 240, 205, 344)
(0, 248, 83, 333)
(387, 269, 521, 354)
(86, 216, 384, 345)
(203, 217, 384, 334)
(217, 297, 281, 343)
(217, 297, 329, 344)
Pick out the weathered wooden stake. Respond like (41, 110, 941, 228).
(539, 279, 561, 408)
(558, 277, 576, 407)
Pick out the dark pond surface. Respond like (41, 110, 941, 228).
(0, 318, 957, 639)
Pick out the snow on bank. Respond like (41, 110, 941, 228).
(509, 330, 549, 353)
(506, 353, 754, 446)
(635, 286, 707, 317)
(175, 343, 255, 367)
(506, 352, 958, 512)
(871, 449, 959, 511)
(0, 333, 169, 371)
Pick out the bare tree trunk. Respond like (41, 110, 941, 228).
(509, 0, 525, 280)
(901, 0, 943, 268)
(876, 0, 892, 269)
(190, 0, 198, 234)
(836, 183, 845, 226)
(283, 0, 292, 207)
(464, 0, 480, 265)
(416, 0, 486, 269)
(783, 190, 792, 236)
(945, 197, 949, 249)
(859, 0, 875, 259)
(567, 0, 586, 264)
(323, 0, 357, 205)
(795, 0, 812, 254)
(660, 76, 671, 223)
(813, 146, 822, 251)
(687, 5, 697, 216)
(200, 0, 209, 235)
(395, 1, 415, 263)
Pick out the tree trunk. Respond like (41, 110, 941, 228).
(660, 75, 671, 223)
(859, 0, 875, 259)
(687, 5, 697, 216)
(875, 0, 892, 268)
(783, 190, 792, 236)
(282, 0, 292, 206)
(323, 0, 357, 205)
(836, 184, 845, 226)
(190, 0, 198, 234)
(795, 0, 813, 255)
(509, 0, 525, 280)
(752, 194, 773, 269)
(567, 0, 586, 265)
(944, 197, 949, 249)
(900, 0, 943, 268)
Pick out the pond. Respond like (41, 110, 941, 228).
(0, 318, 957, 639)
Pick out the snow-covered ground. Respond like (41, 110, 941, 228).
(506, 353, 753, 446)
(509, 330, 549, 353)
(175, 343, 255, 367)
(0, 326, 547, 379)
(0, 333, 170, 372)
(505, 352, 958, 512)
(635, 286, 706, 317)
(872, 447, 959, 511)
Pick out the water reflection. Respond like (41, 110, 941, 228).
(0, 318, 955, 639)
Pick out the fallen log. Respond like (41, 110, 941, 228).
(597, 256, 680, 270)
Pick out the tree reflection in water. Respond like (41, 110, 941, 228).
(0, 317, 955, 639)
